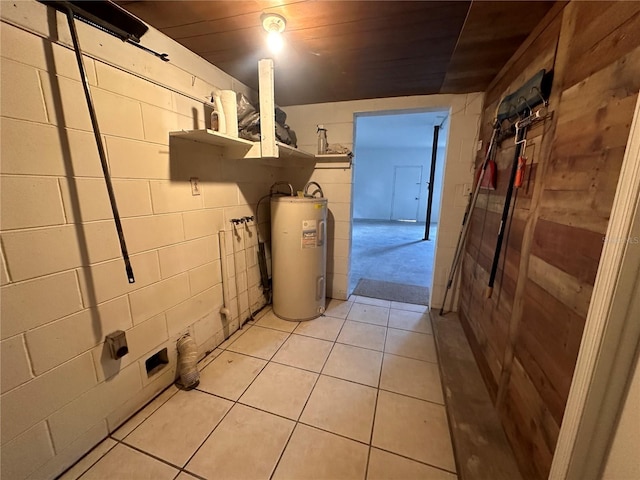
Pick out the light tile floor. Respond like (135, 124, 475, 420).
(63, 297, 457, 480)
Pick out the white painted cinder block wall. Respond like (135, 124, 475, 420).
(0, 2, 275, 478)
(353, 145, 446, 223)
(0, 1, 483, 477)
(283, 94, 483, 304)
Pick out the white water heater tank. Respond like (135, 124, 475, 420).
(271, 196, 327, 321)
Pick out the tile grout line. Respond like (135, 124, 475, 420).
(93, 409, 460, 480)
(191, 391, 381, 454)
(376, 386, 446, 408)
(180, 325, 290, 476)
(82, 300, 445, 479)
(201, 350, 446, 410)
(379, 348, 439, 365)
(364, 307, 390, 479)
(195, 304, 352, 477)
(110, 438, 186, 475)
(221, 308, 442, 398)
(123, 311, 434, 449)
(73, 439, 119, 480)
(339, 316, 436, 337)
(310, 370, 377, 388)
(181, 311, 300, 479)
(108, 385, 179, 441)
(178, 314, 282, 475)
(176, 401, 235, 478)
(106, 349, 232, 478)
(191, 394, 302, 439)
(268, 301, 354, 480)
(112, 383, 220, 477)
(429, 309, 463, 477)
(368, 444, 459, 476)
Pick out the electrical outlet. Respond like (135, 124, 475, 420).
(463, 183, 472, 196)
(190, 177, 200, 196)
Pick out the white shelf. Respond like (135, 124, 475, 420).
(170, 129, 260, 159)
(169, 129, 322, 163)
(274, 142, 316, 161)
(169, 61, 353, 169)
(170, 129, 255, 147)
(315, 153, 353, 168)
(315, 153, 352, 160)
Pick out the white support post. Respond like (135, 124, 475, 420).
(258, 58, 277, 158)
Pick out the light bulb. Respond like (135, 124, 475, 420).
(267, 30, 283, 53)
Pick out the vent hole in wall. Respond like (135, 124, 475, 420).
(145, 348, 168, 377)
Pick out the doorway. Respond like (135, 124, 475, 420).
(349, 110, 448, 298)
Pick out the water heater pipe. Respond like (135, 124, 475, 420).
(218, 231, 232, 322)
(242, 218, 255, 320)
(270, 182, 294, 197)
(231, 222, 245, 329)
(304, 181, 324, 198)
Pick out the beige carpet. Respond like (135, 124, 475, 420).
(353, 278, 429, 306)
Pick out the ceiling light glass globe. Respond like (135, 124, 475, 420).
(267, 31, 283, 53)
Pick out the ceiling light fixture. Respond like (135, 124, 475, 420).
(261, 13, 286, 53)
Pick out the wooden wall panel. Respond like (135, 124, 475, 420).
(531, 219, 602, 285)
(459, 306, 501, 399)
(458, 1, 640, 478)
(502, 358, 559, 480)
(563, 2, 640, 89)
(517, 279, 584, 424)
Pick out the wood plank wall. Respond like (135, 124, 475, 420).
(458, 2, 640, 478)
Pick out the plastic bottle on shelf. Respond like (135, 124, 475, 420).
(317, 125, 328, 154)
(213, 93, 227, 134)
(210, 109, 219, 131)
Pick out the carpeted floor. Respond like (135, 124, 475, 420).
(349, 220, 436, 297)
(353, 278, 430, 306)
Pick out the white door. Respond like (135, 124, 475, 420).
(391, 166, 422, 221)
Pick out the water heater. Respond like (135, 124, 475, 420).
(271, 196, 327, 321)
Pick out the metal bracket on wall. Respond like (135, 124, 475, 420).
(39, 1, 170, 61)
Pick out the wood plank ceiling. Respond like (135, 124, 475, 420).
(117, 1, 556, 106)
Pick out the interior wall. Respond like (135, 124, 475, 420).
(457, 2, 640, 478)
(283, 93, 483, 303)
(0, 2, 276, 478)
(353, 145, 446, 223)
(352, 112, 448, 223)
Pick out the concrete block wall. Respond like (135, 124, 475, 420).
(0, 2, 272, 478)
(283, 93, 483, 305)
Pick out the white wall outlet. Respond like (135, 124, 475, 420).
(190, 177, 200, 196)
(477, 140, 483, 151)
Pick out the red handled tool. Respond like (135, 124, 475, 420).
(514, 155, 527, 188)
(440, 123, 500, 315)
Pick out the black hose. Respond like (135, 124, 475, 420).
(255, 188, 291, 296)
(486, 126, 527, 298)
(66, 9, 135, 283)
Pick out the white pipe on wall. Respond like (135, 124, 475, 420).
(218, 230, 232, 323)
(230, 224, 245, 329)
(243, 220, 255, 320)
